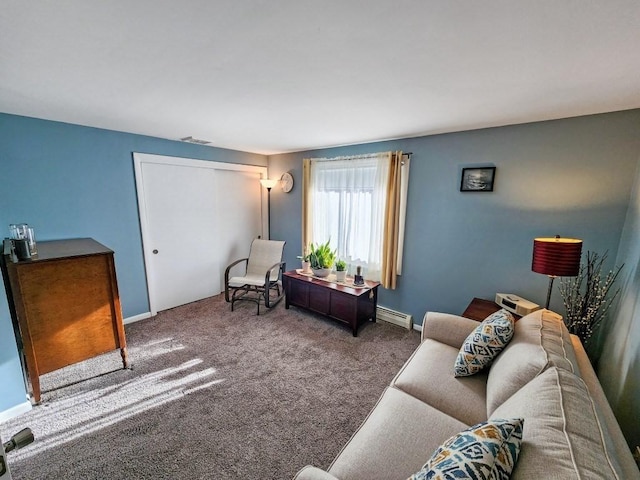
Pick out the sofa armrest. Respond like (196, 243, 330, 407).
(292, 466, 340, 480)
(570, 336, 640, 478)
(421, 312, 479, 348)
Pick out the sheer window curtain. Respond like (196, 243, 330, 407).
(302, 152, 405, 288)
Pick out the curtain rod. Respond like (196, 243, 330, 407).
(309, 152, 413, 162)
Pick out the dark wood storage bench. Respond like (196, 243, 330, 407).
(283, 270, 380, 336)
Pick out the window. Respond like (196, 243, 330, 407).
(303, 151, 410, 287)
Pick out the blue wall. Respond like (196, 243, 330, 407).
(269, 110, 640, 324)
(2, 109, 640, 444)
(0, 113, 267, 414)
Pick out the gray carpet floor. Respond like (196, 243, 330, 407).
(0, 294, 420, 479)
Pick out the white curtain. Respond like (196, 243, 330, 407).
(309, 152, 391, 281)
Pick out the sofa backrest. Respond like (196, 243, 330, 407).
(486, 309, 579, 416)
(490, 366, 638, 479)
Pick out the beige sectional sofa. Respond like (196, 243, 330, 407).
(294, 309, 640, 480)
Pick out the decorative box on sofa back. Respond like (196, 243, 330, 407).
(293, 309, 640, 480)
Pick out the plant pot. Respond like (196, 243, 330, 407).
(335, 270, 347, 282)
(301, 261, 311, 274)
(312, 267, 331, 278)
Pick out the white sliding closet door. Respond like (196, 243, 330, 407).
(134, 153, 266, 315)
(215, 169, 263, 289)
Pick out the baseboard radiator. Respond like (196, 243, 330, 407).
(376, 305, 412, 330)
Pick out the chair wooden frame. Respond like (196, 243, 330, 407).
(223, 239, 286, 315)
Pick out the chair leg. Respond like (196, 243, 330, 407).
(264, 282, 284, 310)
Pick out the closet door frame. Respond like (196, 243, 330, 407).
(133, 153, 268, 316)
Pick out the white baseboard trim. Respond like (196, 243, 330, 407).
(412, 323, 423, 332)
(124, 312, 152, 325)
(0, 400, 32, 423)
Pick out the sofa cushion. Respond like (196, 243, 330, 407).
(392, 339, 488, 426)
(491, 367, 625, 479)
(292, 466, 340, 480)
(421, 312, 481, 347)
(454, 309, 515, 377)
(408, 418, 523, 480)
(486, 309, 579, 415)
(328, 387, 469, 480)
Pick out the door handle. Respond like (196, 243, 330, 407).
(152, 249, 159, 254)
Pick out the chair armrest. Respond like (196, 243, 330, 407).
(292, 466, 340, 480)
(225, 257, 248, 278)
(421, 312, 479, 348)
(265, 260, 286, 283)
(224, 258, 248, 302)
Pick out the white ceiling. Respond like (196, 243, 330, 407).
(1, 1, 639, 155)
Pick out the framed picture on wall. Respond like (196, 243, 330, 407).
(460, 167, 496, 192)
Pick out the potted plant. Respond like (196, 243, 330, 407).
(308, 240, 336, 278)
(335, 259, 347, 282)
(297, 250, 311, 274)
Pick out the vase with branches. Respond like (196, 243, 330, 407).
(558, 251, 623, 346)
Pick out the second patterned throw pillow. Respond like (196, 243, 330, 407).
(454, 309, 515, 377)
(407, 418, 524, 480)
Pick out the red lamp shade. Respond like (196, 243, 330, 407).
(532, 237, 583, 277)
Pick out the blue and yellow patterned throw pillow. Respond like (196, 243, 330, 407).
(454, 309, 515, 377)
(408, 418, 524, 480)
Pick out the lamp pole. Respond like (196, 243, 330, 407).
(544, 276, 556, 310)
(260, 178, 278, 239)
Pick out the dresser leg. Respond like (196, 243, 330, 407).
(31, 377, 41, 404)
(120, 347, 129, 368)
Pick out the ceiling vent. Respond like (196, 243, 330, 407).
(180, 136, 211, 145)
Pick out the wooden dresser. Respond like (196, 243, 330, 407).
(2, 238, 128, 402)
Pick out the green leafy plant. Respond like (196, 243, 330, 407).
(308, 240, 336, 269)
(335, 259, 347, 271)
(558, 251, 623, 346)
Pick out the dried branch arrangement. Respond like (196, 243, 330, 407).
(558, 251, 623, 345)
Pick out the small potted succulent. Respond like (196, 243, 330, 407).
(297, 249, 311, 274)
(335, 259, 347, 283)
(308, 240, 336, 278)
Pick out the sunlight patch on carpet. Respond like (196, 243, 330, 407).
(10, 359, 224, 461)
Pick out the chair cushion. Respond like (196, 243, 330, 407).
(486, 309, 580, 416)
(491, 367, 624, 479)
(392, 339, 488, 426)
(408, 418, 524, 480)
(454, 309, 515, 377)
(228, 273, 267, 287)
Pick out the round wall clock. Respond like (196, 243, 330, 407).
(281, 172, 294, 193)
